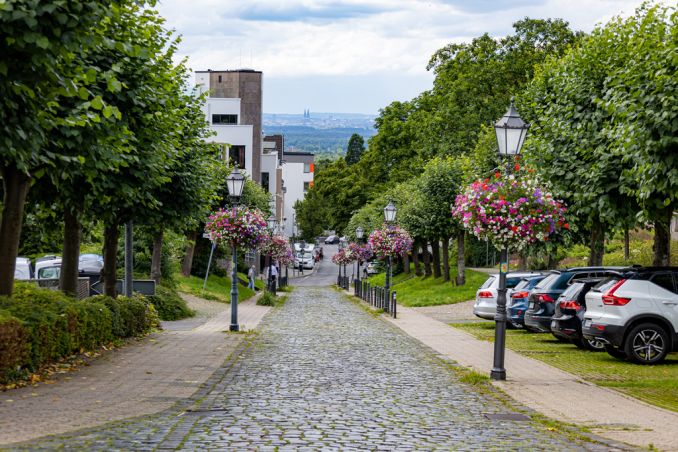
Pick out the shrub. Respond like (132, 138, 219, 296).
(256, 291, 276, 306)
(83, 294, 157, 338)
(147, 285, 194, 321)
(0, 309, 28, 380)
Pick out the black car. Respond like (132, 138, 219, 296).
(524, 267, 628, 333)
(550, 279, 607, 350)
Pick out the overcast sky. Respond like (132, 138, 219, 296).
(156, 0, 657, 115)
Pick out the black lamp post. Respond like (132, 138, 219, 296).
(490, 98, 529, 380)
(383, 202, 397, 294)
(355, 226, 364, 283)
(226, 167, 245, 332)
(266, 215, 277, 292)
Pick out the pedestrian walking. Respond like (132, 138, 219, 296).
(247, 265, 256, 289)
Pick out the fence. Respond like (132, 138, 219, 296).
(353, 278, 397, 319)
(337, 275, 350, 290)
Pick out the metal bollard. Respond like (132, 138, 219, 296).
(392, 292, 397, 318)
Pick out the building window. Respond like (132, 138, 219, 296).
(261, 172, 270, 192)
(227, 145, 246, 169)
(218, 75, 222, 83)
(303, 162, 311, 173)
(303, 181, 310, 193)
(212, 114, 238, 125)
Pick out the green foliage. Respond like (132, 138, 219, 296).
(345, 133, 366, 165)
(176, 273, 259, 303)
(147, 285, 194, 321)
(256, 291, 277, 306)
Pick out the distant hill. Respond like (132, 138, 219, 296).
(263, 113, 377, 158)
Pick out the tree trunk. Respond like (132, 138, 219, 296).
(150, 228, 164, 284)
(403, 250, 410, 274)
(413, 240, 422, 276)
(431, 238, 441, 278)
(652, 208, 672, 266)
(442, 236, 450, 283)
(60, 209, 82, 297)
(0, 164, 31, 296)
(423, 241, 432, 277)
(624, 227, 630, 261)
(588, 219, 605, 266)
(456, 233, 466, 286)
(102, 222, 120, 297)
(182, 230, 198, 277)
(518, 252, 528, 271)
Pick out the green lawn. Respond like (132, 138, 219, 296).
(451, 322, 678, 413)
(176, 273, 263, 303)
(367, 268, 488, 307)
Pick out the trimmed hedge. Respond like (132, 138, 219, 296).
(0, 282, 157, 384)
(147, 285, 194, 321)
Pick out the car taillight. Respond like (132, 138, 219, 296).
(536, 294, 554, 303)
(602, 279, 631, 306)
(478, 291, 493, 298)
(512, 291, 529, 299)
(559, 300, 581, 310)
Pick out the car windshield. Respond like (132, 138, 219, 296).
(506, 277, 522, 288)
(480, 276, 495, 289)
(513, 278, 536, 290)
(535, 273, 559, 289)
(559, 282, 583, 300)
(592, 277, 621, 292)
(38, 267, 60, 279)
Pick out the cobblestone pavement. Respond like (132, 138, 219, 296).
(10, 284, 617, 451)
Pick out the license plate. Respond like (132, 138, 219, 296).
(584, 319, 592, 327)
(551, 320, 557, 328)
(528, 302, 534, 310)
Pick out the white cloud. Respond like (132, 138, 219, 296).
(156, 0, 664, 113)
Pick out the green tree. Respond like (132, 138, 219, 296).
(345, 133, 365, 165)
(0, 0, 124, 296)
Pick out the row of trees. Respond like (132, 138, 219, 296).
(0, 1, 269, 297)
(297, 4, 676, 275)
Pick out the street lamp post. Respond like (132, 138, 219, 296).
(355, 226, 364, 284)
(267, 215, 277, 293)
(383, 202, 397, 294)
(490, 98, 529, 381)
(226, 167, 246, 332)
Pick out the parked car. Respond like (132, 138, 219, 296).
(366, 261, 381, 275)
(582, 267, 678, 364)
(324, 235, 340, 244)
(294, 251, 315, 270)
(78, 254, 104, 273)
(14, 257, 33, 280)
(507, 274, 547, 328)
(524, 267, 628, 333)
(550, 278, 607, 351)
(35, 255, 62, 280)
(474, 272, 542, 321)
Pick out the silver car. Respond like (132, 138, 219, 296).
(474, 272, 543, 320)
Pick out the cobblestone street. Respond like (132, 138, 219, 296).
(8, 282, 616, 451)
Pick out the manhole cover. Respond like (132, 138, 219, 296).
(483, 413, 531, 421)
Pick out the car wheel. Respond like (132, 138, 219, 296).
(604, 344, 627, 360)
(624, 323, 669, 365)
(574, 337, 605, 352)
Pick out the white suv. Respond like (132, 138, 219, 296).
(474, 272, 543, 320)
(582, 268, 678, 364)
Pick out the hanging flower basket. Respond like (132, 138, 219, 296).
(347, 242, 373, 262)
(368, 224, 413, 259)
(331, 248, 353, 266)
(261, 234, 294, 265)
(452, 170, 567, 251)
(205, 206, 268, 249)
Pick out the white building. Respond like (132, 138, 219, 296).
(281, 151, 315, 237)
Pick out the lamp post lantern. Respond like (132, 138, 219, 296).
(383, 202, 397, 294)
(226, 168, 246, 332)
(490, 99, 529, 381)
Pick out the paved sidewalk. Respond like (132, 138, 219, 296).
(0, 295, 270, 446)
(386, 304, 678, 451)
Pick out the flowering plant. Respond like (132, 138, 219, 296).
(347, 242, 373, 262)
(261, 234, 294, 266)
(368, 224, 413, 259)
(205, 206, 268, 249)
(452, 169, 567, 251)
(331, 248, 353, 265)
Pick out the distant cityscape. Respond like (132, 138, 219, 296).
(263, 112, 377, 157)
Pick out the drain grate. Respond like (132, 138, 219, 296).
(484, 413, 531, 421)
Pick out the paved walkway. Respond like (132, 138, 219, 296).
(0, 295, 270, 446)
(10, 287, 617, 450)
(388, 304, 678, 451)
